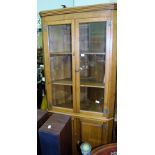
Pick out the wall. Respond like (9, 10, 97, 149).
(37, 0, 73, 28)
(37, 0, 73, 13)
(37, 0, 117, 13)
(74, 0, 116, 6)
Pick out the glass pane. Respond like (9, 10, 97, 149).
(80, 54, 105, 85)
(79, 22, 106, 112)
(48, 24, 71, 53)
(80, 87, 104, 112)
(80, 22, 106, 53)
(48, 24, 73, 109)
(52, 85, 73, 108)
(50, 55, 72, 82)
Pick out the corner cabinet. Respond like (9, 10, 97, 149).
(40, 3, 117, 155)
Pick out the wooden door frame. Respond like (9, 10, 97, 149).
(74, 16, 115, 117)
(42, 19, 76, 113)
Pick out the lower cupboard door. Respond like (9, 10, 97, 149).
(79, 118, 113, 149)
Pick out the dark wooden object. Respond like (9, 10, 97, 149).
(39, 113, 72, 155)
(37, 110, 51, 155)
(37, 109, 50, 129)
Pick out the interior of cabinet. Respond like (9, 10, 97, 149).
(49, 23, 72, 83)
(52, 85, 73, 108)
(47, 21, 108, 112)
(79, 21, 107, 113)
(79, 22, 106, 53)
(80, 54, 105, 88)
(48, 24, 73, 109)
(49, 55, 73, 108)
(80, 87, 104, 112)
(50, 55, 72, 83)
(79, 22, 106, 86)
(48, 24, 71, 53)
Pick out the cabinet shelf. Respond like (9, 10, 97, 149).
(52, 78, 104, 88)
(52, 79, 72, 86)
(80, 101, 103, 112)
(80, 79, 104, 88)
(50, 52, 72, 56)
(80, 52, 106, 55)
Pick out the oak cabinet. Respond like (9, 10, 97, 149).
(40, 3, 117, 154)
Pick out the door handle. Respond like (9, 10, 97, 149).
(75, 69, 80, 72)
(75, 67, 82, 72)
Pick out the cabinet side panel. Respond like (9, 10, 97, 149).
(107, 119, 113, 143)
(41, 17, 53, 109)
(103, 10, 117, 118)
(108, 10, 117, 117)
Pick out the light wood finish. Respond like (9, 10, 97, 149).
(50, 52, 72, 55)
(103, 11, 117, 118)
(80, 52, 106, 55)
(75, 17, 111, 24)
(80, 110, 104, 118)
(40, 3, 116, 17)
(80, 119, 103, 148)
(79, 118, 113, 149)
(48, 110, 113, 122)
(52, 106, 73, 113)
(102, 20, 113, 117)
(74, 18, 80, 113)
(46, 19, 73, 25)
(40, 3, 117, 154)
(43, 10, 112, 24)
(80, 83, 104, 88)
(52, 79, 72, 86)
(75, 17, 112, 116)
(72, 19, 76, 113)
(108, 10, 117, 117)
(72, 117, 81, 155)
(42, 18, 52, 109)
(45, 20, 74, 110)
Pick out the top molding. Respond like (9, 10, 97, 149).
(40, 3, 117, 17)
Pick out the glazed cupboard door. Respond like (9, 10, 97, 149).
(75, 17, 115, 117)
(42, 20, 76, 112)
